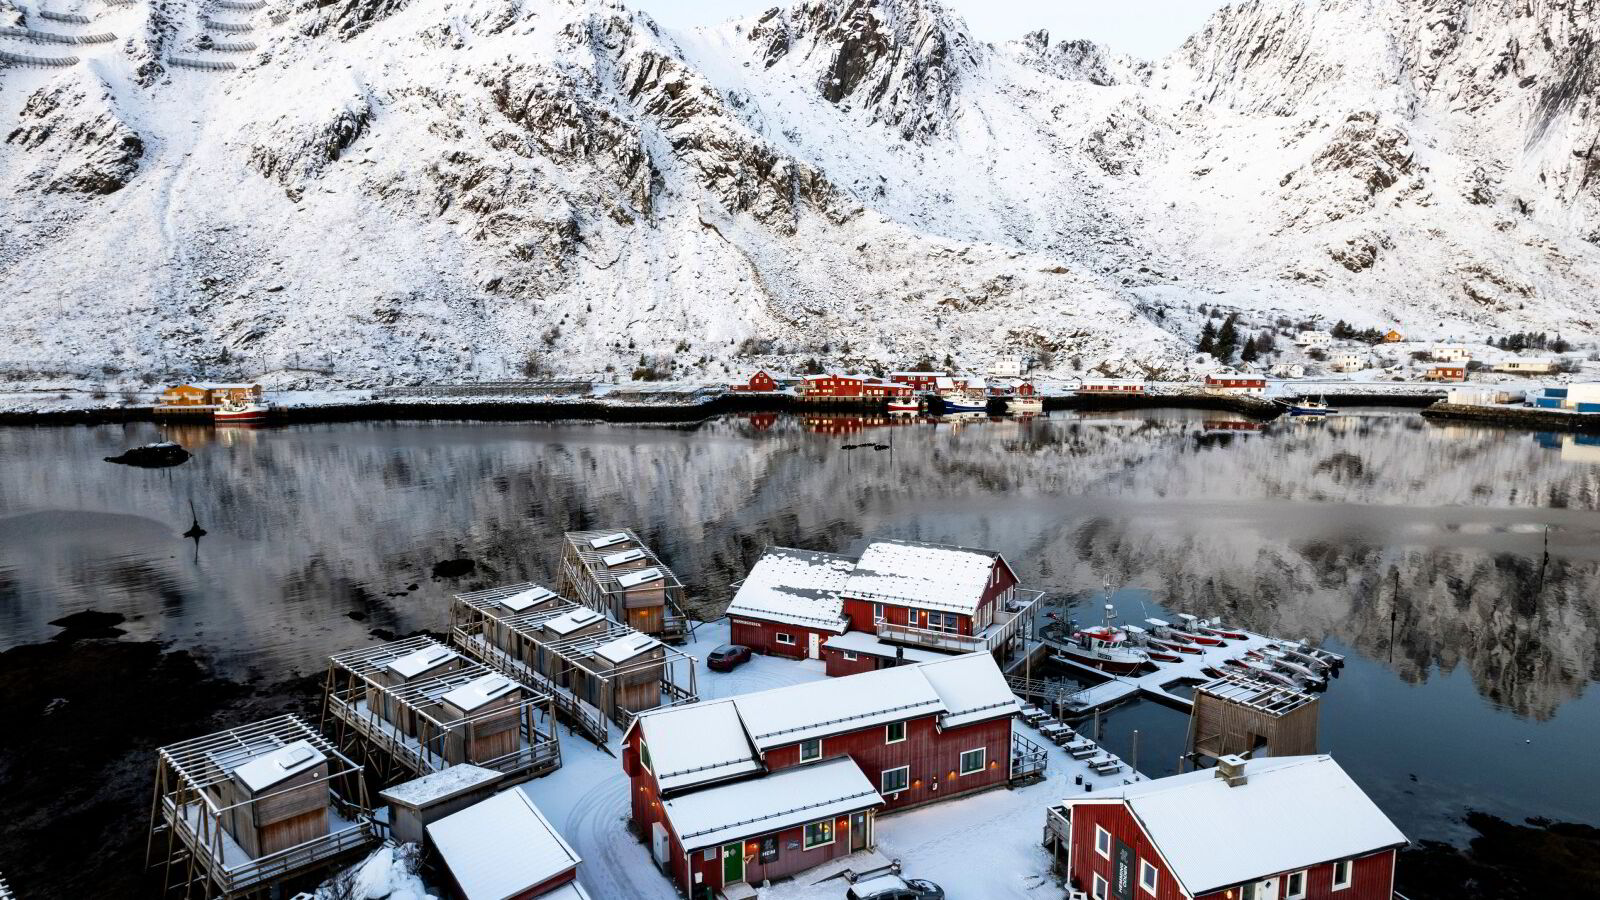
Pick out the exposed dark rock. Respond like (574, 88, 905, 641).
(47, 609, 127, 641)
(104, 442, 190, 468)
(431, 557, 475, 578)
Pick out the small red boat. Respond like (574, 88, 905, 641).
(1149, 638, 1201, 655)
(1174, 614, 1225, 645)
(214, 399, 273, 424)
(1197, 618, 1249, 640)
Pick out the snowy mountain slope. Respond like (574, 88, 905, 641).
(0, 0, 1598, 387)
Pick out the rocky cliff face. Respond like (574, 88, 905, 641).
(1, 0, 1598, 386)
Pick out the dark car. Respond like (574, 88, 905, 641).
(706, 644, 752, 672)
(845, 875, 944, 900)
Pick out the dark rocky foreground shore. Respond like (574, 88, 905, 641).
(1421, 402, 1600, 433)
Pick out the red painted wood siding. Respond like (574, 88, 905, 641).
(839, 556, 1013, 638)
(822, 646, 879, 677)
(1194, 850, 1395, 900)
(890, 374, 941, 391)
(733, 371, 778, 392)
(729, 618, 834, 660)
(683, 815, 863, 896)
(763, 715, 1011, 812)
(801, 377, 867, 397)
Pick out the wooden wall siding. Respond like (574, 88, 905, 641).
(1186, 692, 1320, 762)
(763, 715, 1011, 812)
(257, 807, 331, 858)
(822, 648, 878, 677)
(838, 556, 1015, 638)
(1194, 851, 1397, 900)
(684, 816, 859, 896)
(221, 763, 331, 859)
(729, 619, 832, 660)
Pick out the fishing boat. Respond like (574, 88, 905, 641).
(1144, 619, 1202, 652)
(214, 398, 274, 424)
(1171, 613, 1225, 645)
(1266, 642, 1332, 672)
(1228, 658, 1300, 689)
(1285, 396, 1337, 416)
(1285, 639, 1345, 669)
(1007, 395, 1043, 414)
(1124, 625, 1181, 663)
(1195, 618, 1249, 640)
(1057, 601, 1149, 675)
(887, 397, 922, 414)
(935, 376, 989, 413)
(1263, 649, 1326, 689)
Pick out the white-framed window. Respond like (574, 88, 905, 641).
(1331, 859, 1352, 891)
(1094, 825, 1111, 859)
(1139, 858, 1158, 894)
(702, 848, 716, 861)
(872, 603, 885, 623)
(959, 747, 985, 775)
(803, 818, 834, 849)
(1285, 869, 1307, 899)
(1091, 873, 1108, 900)
(639, 741, 652, 774)
(775, 632, 794, 646)
(842, 651, 857, 661)
(799, 738, 821, 762)
(881, 765, 909, 794)
(885, 721, 906, 744)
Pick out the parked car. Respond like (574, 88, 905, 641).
(845, 875, 944, 900)
(706, 644, 752, 672)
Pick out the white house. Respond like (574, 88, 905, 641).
(1493, 358, 1558, 374)
(1269, 363, 1306, 379)
(1331, 354, 1367, 374)
(1294, 330, 1333, 348)
(1432, 345, 1472, 363)
(988, 356, 1025, 378)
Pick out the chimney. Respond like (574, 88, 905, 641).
(1214, 754, 1249, 787)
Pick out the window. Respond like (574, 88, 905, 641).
(927, 611, 961, 634)
(1332, 859, 1352, 891)
(872, 603, 885, 624)
(803, 818, 834, 849)
(639, 741, 652, 774)
(703, 848, 716, 862)
(885, 721, 906, 744)
(1094, 825, 1111, 859)
(1091, 873, 1108, 900)
(842, 650, 857, 661)
(799, 738, 821, 762)
(775, 632, 794, 646)
(881, 766, 909, 794)
(1139, 859, 1158, 894)
(1285, 870, 1307, 899)
(959, 747, 985, 775)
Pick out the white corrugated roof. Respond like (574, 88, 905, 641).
(602, 548, 647, 567)
(500, 586, 555, 612)
(385, 644, 458, 679)
(637, 700, 762, 792)
(735, 664, 944, 750)
(1085, 756, 1407, 895)
(595, 633, 661, 664)
(916, 652, 1019, 729)
(841, 540, 1004, 615)
(588, 532, 630, 549)
(725, 547, 855, 631)
(232, 739, 325, 793)
(661, 758, 882, 851)
(821, 632, 944, 663)
(428, 789, 580, 900)
(544, 607, 604, 635)
(441, 674, 518, 713)
(616, 567, 663, 589)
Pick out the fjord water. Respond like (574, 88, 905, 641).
(1, 409, 1596, 843)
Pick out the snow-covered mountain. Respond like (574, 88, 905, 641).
(2, 0, 1597, 386)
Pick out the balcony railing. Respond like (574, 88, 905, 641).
(1011, 732, 1049, 782)
(875, 621, 988, 653)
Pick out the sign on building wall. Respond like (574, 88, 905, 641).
(1113, 840, 1135, 900)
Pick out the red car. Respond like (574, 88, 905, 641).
(706, 644, 752, 672)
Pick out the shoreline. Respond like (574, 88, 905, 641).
(1420, 402, 1600, 433)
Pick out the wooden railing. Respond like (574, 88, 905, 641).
(875, 621, 987, 653)
(452, 625, 610, 744)
(1010, 732, 1049, 782)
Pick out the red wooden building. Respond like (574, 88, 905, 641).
(888, 371, 945, 391)
(1077, 379, 1146, 395)
(1061, 755, 1405, 900)
(622, 654, 1020, 897)
(731, 371, 780, 393)
(428, 787, 590, 900)
(726, 547, 856, 660)
(1423, 364, 1467, 383)
(821, 631, 945, 676)
(1204, 373, 1268, 396)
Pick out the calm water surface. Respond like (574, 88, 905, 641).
(1, 409, 1597, 844)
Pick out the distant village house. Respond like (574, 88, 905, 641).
(1203, 373, 1267, 396)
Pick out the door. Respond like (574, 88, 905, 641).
(722, 842, 744, 886)
(850, 811, 868, 851)
(808, 632, 822, 660)
(1257, 876, 1280, 900)
(650, 822, 669, 867)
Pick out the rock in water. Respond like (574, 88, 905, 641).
(48, 609, 128, 641)
(431, 558, 476, 578)
(104, 442, 190, 468)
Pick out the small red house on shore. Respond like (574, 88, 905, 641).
(1204, 373, 1268, 396)
(1062, 755, 1405, 900)
(622, 654, 1020, 897)
(726, 547, 856, 659)
(889, 371, 944, 391)
(731, 371, 780, 393)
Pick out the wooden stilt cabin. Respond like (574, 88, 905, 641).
(1184, 671, 1320, 765)
(557, 530, 690, 641)
(146, 715, 378, 898)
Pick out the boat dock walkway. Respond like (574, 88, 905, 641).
(1019, 624, 1303, 715)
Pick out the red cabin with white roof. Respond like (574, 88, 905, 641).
(889, 372, 944, 391)
(731, 371, 779, 393)
(1204, 373, 1268, 396)
(1062, 755, 1405, 900)
(799, 374, 868, 398)
(838, 540, 1019, 643)
(621, 655, 1019, 897)
(726, 548, 857, 660)
(1077, 379, 1146, 395)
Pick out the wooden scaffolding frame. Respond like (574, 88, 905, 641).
(321, 638, 561, 787)
(451, 583, 699, 745)
(1184, 670, 1320, 767)
(144, 715, 379, 900)
(556, 529, 693, 642)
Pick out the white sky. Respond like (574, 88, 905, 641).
(628, 0, 1232, 61)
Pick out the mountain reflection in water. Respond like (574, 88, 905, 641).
(0, 409, 1596, 840)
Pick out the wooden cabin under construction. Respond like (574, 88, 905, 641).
(451, 582, 699, 744)
(145, 715, 379, 899)
(557, 529, 691, 641)
(1183, 670, 1320, 766)
(321, 637, 560, 786)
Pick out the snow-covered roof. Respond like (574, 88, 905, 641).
(232, 739, 325, 793)
(602, 548, 647, 567)
(889, 371, 944, 377)
(380, 764, 504, 808)
(916, 652, 1020, 729)
(616, 567, 663, 589)
(821, 631, 945, 663)
(543, 607, 604, 635)
(1080, 756, 1406, 895)
(189, 382, 260, 389)
(594, 633, 661, 665)
(725, 547, 855, 631)
(440, 674, 518, 713)
(385, 644, 458, 679)
(428, 789, 580, 900)
(499, 585, 556, 612)
(635, 700, 762, 792)
(588, 532, 631, 549)
(841, 539, 1006, 615)
(735, 664, 945, 750)
(660, 757, 882, 852)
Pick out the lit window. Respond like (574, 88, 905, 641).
(1332, 860, 1352, 891)
(1094, 825, 1111, 859)
(803, 819, 834, 849)
(959, 748, 985, 775)
(775, 632, 794, 646)
(842, 651, 857, 661)
(799, 738, 821, 762)
(881, 766, 909, 794)
(885, 721, 906, 744)
(1285, 870, 1306, 899)
(1092, 873, 1108, 900)
(1139, 859, 1158, 894)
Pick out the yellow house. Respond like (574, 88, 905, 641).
(1383, 330, 1404, 343)
(159, 383, 263, 407)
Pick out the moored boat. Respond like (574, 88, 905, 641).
(887, 398, 922, 414)
(1285, 396, 1338, 416)
(214, 398, 274, 423)
(1125, 626, 1181, 663)
(1057, 599, 1148, 675)
(1007, 395, 1044, 414)
(1196, 618, 1249, 640)
(1173, 613, 1226, 645)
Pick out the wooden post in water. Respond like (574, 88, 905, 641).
(1131, 728, 1139, 775)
